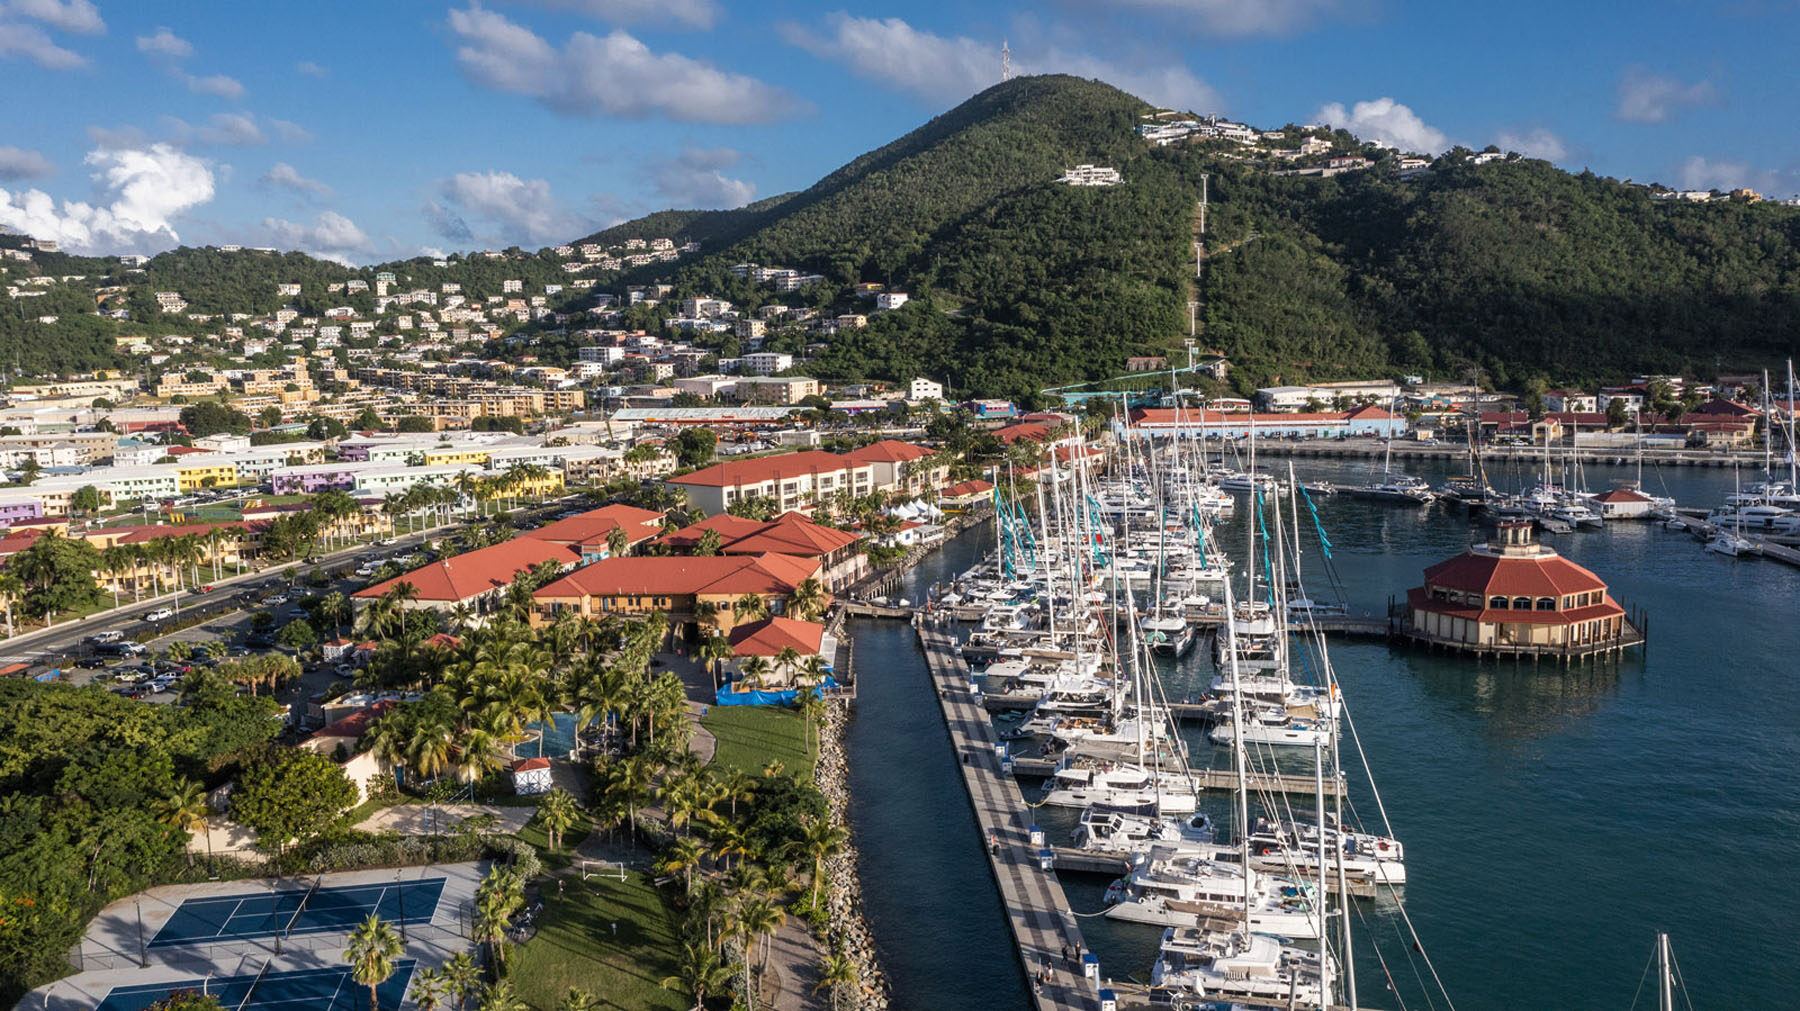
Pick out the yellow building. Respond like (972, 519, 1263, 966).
(176, 463, 240, 491)
(425, 448, 492, 467)
(507, 469, 565, 498)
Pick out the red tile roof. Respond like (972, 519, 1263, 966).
(510, 757, 551, 773)
(995, 422, 1053, 444)
(843, 439, 934, 464)
(165, 445, 214, 456)
(535, 552, 819, 599)
(941, 479, 994, 498)
(665, 450, 865, 488)
(353, 539, 581, 601)
(310, 700, 393, 742)
(1419, 547, 1610, 598)
(660, 511, 860, 558)
(727, 616, 826, 657)
(657, 513, 770, 550)
(1592, 488, 1653, 503)
(523, 504, 667, 547)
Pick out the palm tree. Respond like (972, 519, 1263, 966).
(733, 592, 768, 624)
(154, 778, 211, 869)
(605, 525, 629, 558)
(440, 952, 481, 1011)
(656, 835, 706, 898)
(409, 967, 449, 1011)
(602, 754, 655, 842)
(735, 896, 786, 1002)
(660, 941, 733, 1011)
(695, 633, 734, 694)
(0, 572, 19, 636)
(344, 913, 404, 1011)
(737, 655, 771, 692)
(708, 820, 752, 872)
(715, 767, 756, 819)
(799, 815, 848, 908)
(318, 590, 350, 637)
(537, 788, 580, 852)
(475, 979, 528, 1011)
(556, 988, 600, 1011)
(815, 953, 860, 1011)
(789, 575, 828, 622)
(796, 688, 827, 759)
(473, 868, 524, 977)
(773, 646, 803, 688)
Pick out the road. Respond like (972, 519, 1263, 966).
(2, 495, 583, 686)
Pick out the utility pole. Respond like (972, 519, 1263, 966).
(1198, 173, 1209, 243)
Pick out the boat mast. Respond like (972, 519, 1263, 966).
(1657, 932, 1675, 1011)
(1219, 567, 1252, 933)
(1788, 360, 1798, 492)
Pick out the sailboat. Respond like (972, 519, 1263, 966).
(1708, 466, 1756, 557)
(1341, 394, 1435, 505)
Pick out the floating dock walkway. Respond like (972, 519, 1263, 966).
(917, 617, 1104, 1010)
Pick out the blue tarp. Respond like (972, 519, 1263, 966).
(715, 675, 838, 707)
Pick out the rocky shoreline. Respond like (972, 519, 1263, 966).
(815, 696, 891, 1010)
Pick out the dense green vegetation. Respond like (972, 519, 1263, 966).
(9, 75, 1799, 398)
(0, 679, 281, 999)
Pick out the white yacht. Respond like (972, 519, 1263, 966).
(1246, 815, 1407, 886)
(1102, 846, 1323, 937)
(1040, 758, 1200, 812)
(1209, 708, 1335, 748)
(1071, 804, 1215, 855)
(1141, 612, 1197, 657)
(1706, 531, 1754, 557)
(1150, 926, 1330, 1008)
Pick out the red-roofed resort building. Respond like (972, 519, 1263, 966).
(1398, 521, 1644, 658)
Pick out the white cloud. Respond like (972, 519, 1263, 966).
(780, 15, 989, 104)
(780, 13, 1222, 111)
(1093, 0, 1340, 37)
(185, 72, 246, 100)
(9, 0, 103, 34)
(0, 143, 215, 255)
(448, 5, 801, 123)
(1495, 127, 1568, 162)
(513, 0, 723, 30)
(261, 211, 371, 264)
(428, 169, 588, 247)
(168, 112, 265, 146)
(1676, 156, 1751, 192)
(260, 161, 331, 198)
(0, 145, 54, 181)
(0, 21, 85, 67)
(650, 146, 755, 208)
(1314, 97, 1448, 152)
(135, 26, 245, 100)
(134, 26, 192, 59)
(268, 119, 312, 145)
(1616, 69, 1717, 124)
(295, 59, 327, 77)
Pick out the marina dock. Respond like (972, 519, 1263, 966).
(917, 617, 1102, 1010)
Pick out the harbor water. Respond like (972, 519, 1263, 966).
(845, 458, 1800, 1009)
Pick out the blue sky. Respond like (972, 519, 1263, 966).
(0, 0, 1795, 263)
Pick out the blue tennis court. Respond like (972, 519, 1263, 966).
(97, 961, 416, 1011)
(149, 878, 447, 948)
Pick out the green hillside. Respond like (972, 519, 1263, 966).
(8, 74, 1800, 399)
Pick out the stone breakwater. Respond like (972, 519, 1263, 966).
(815, 697, 891, 1010)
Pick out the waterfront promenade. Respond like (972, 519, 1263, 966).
(916, 617, 1099, 1011)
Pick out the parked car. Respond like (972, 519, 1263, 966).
(85, 630, 125, 645)
(143, 607, 175, 622)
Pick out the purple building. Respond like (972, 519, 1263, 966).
(271, 467, 360, 495)
(0, 500, 43, 527)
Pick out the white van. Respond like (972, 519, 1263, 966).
(143, 607, 175, 622)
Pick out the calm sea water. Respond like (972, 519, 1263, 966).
(847, 458, 1800, 1010)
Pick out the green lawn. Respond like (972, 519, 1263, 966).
(510, 871, 688, 1011)
(701, 705, 816, 781)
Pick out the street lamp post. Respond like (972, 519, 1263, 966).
(134, 898, 148, 968)
(396, 867, 407, 943)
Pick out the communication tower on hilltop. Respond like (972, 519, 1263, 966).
(1001, 40, 1011, 82)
